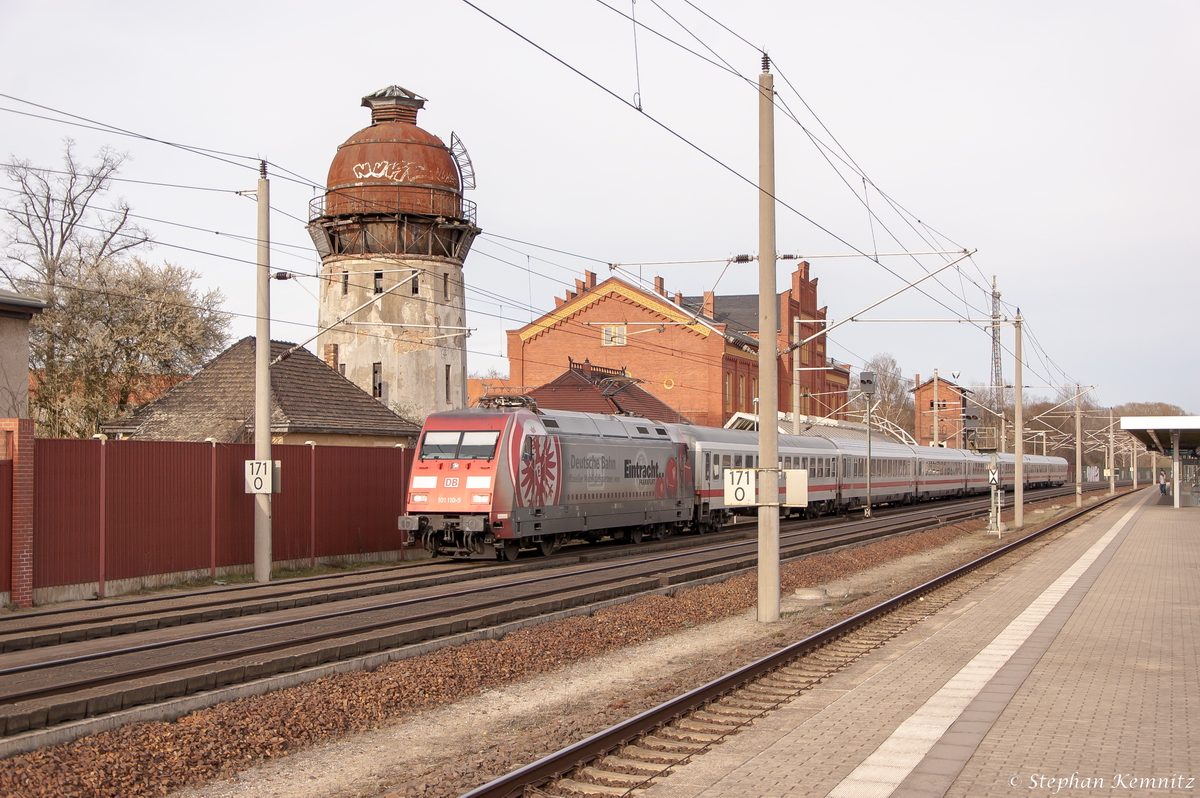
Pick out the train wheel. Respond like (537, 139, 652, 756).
(499, 541, 521, 562)
(630, 528, 645, 544)
(654, 524, 670, 541)
(538, 537, 561, 556)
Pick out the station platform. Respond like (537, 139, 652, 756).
(643, 488, 1199, 797)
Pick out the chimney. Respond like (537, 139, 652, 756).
(702, 291, 715, 318)
(323, 343, 339, 371)
(654, 276, 666, 296)
(362, 85, 426, 125)
(585, 270, 597, 289)
(673, 291, 682, 305)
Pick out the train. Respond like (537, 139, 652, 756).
(397, 407, 1070, 560)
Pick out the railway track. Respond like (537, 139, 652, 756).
(458, 488, 1132, 798)
(0, 484, 1117, 751)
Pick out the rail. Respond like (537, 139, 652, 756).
(459, 489, 1134, 798)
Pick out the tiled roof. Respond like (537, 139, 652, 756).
(680, 294, 763, 335)
(527, 366, 691, 425)
(105, 337, 420, 442)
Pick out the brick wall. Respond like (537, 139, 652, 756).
(0, 419, 34, 606)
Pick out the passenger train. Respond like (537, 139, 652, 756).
(397, 407, 1069, 560)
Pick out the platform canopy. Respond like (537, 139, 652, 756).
(1120, 416, 1200, 456)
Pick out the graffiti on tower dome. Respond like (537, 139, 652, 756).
(352, 160, 419, 181)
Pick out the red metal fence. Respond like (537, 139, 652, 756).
(31, 439, 413, 593)
(0, 460, 11, 594)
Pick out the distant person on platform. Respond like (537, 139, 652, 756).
(1158, 470, 1168, 496)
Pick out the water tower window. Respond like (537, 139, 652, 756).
(341, 269, 349, 296)
(445, 364, 452, 403)
(411, 270, 420, 295)
(443, 272, 449, 300)
(602, 325, 626, 346)
(373, 272, 384, 294)
(372, 362, 383, 398)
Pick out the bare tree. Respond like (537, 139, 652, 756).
(853, 352, 915, 436)
(3, 142, 229, 436)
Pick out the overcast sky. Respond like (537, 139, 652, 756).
(2, 1, 1196, 413)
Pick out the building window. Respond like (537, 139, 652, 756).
(724, 372, 733, 411)
(411, 270, 420, 295)
(738, 375, 745, 411)
(372, 362, 383, 398)
(338, 364, 345, 377)
(341, 269, 349, 296)
(751, 377, 758, 409)
(443, 272, 450, 301)
(373, 271, 384, 294)
(602, 325, 626, 346)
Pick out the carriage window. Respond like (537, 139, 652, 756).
(705, 452, 711, 481)
(723, 455, 732, 468)
(734, 455, 743, 468)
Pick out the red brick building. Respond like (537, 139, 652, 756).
(504, 262, 849, 428)
(912, 374, 973, 448)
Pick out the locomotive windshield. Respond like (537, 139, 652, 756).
(419, 430, 500, 460)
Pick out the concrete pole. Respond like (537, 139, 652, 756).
(865, 393, 873, 517)
(254, 162, 273, 584)
(756, 56, 780, 623)
(792, 318, 801, 436)
(1132, 443, 1139, 489)
(1013, 313, 1024, 529)
(1075, 384, 1082, 508)
(932, 368, 940, 447)
(1108, 408, 1116, 496)
(1172, 429, 1181, 509)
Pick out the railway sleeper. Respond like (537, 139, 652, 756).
(758, 673, 815, 688)
(595, 753, 671, 776)
(736, 684, 795, 702)
(618, 744, 697, 767)
(699, 704, 761, 720)
(550, 776, 647, 797)
(674, 717, 737, 735)
(574, 765, 659, 789)
(719, 696, 777, 711)
(777, 665, 833, 679)
(638, 734, 708, 754)
(691, 709, 751, 727)
(655, 725, 726, 744)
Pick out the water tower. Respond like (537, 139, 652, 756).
(308, 85, 479, 419)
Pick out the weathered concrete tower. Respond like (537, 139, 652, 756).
(308, 86, 478, 420)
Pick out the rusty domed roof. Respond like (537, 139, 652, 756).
(323, 86, 462, 218)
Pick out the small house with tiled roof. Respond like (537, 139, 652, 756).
(505, 263, 848, 428)
(104, 337, 420, 446)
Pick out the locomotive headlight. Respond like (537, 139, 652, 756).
(471, 494, 491, 504)
(411, 494, 429, 503)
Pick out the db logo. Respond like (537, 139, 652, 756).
(444, 477, 460, 488)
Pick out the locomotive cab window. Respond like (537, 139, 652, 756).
(419, 430, 500, 460)
(459, 431, 500, 459)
